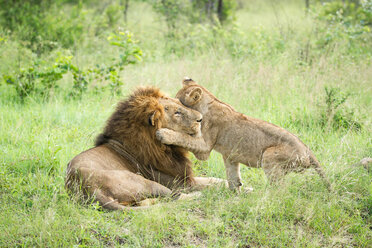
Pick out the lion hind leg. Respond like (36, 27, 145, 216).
(93, 189, 127, 210)
(94, 189, 154, 210)
(77, 167, 173, 210)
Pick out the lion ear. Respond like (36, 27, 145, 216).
(149, 111, 157, 126)
(188, 87, 203, 103)
(182, 77, 196, 86)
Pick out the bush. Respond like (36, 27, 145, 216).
(318, 86, 362, 131)
(0, 0, 84, 54)
(2, 57, 70, 101)
(313, 0, 372, 56)
(317, 0, 372, 26)
(2, 31, 143, 101)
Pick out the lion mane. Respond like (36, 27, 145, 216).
(95, 86, 194, 185)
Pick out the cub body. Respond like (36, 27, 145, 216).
(157, 79, 330, 191)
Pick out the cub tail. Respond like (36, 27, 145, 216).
(309, 154, 332, 191)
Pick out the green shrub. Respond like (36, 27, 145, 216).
(68, 31, 143, 98)
(317, 0, 372, 26)
(313, 0, 372, 56)
(105, 3, 123, 27)
(3, 31, 142, 102)
(2, 57, 70, 101)
(0, 0, 84, 54)
(318, 86, 362, 131)
(2, 31, 143, 101)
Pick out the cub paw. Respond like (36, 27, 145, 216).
(156, 128, 175, 145)
(194, 152, 210, 161)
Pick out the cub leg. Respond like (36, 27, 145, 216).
(156, 128, 211, 160)
(223, 157, 242, 192)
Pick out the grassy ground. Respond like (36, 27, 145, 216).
(1, 1, 371, 247)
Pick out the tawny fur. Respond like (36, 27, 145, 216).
(66, 86, 221, 210)
(95, 87, 194, 183)
(156, 79, 331, 191)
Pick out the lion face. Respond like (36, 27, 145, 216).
(158, 97, 203, 137)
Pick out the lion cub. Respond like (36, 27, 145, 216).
(156, 79, 331, 191)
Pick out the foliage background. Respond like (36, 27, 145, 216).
(0, 0, 371, 247)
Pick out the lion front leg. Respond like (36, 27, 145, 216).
(192, 177, 228, 189)
(156, 128, 211, 159)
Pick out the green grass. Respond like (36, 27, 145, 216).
(1, 0, 371, 247)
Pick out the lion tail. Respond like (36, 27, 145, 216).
(309, 154, 332, 191)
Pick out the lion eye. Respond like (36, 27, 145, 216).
(175, 111, 181, 116)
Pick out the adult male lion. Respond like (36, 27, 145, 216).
(66, 86, 222, 210)
(156, 79, 331, 191)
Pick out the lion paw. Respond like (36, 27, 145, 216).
(137, 198, 159, 206)
(178, 191, 202, 200)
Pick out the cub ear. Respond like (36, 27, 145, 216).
(148, 111, 157, 126)
(182, 77, 196, 86)
(188, 87, 203, 103)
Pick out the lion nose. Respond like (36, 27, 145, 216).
(197, 118, 202, 123)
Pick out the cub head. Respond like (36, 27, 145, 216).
(156, 96, 203, 137)
(176, 77, 207, 113)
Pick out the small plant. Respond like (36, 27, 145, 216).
(69, 31, 142, 97)
(108, 31, 143, 66)
(3, 67, 37, 101)
(105, 3, 122, 27)
(69, 69, 89, 99)
(106, 31, 143, 95)
(318, 86, 362, 131)
(68, 31, 142, 97)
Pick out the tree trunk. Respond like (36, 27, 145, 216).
(121, 0, 129, 23)
(205, 0, 215, 21)
(305, 0, 309, 12)
(217, 0, 223, 23)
